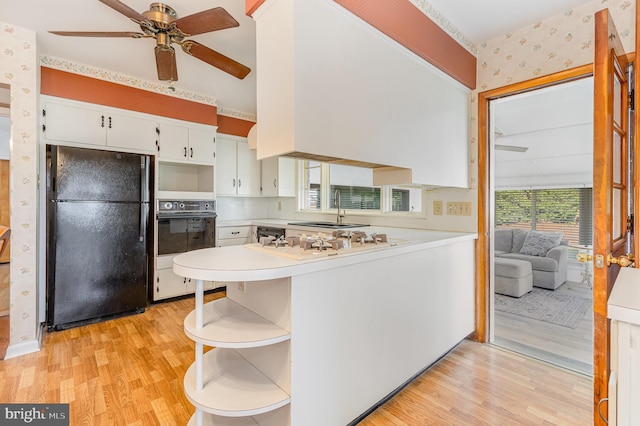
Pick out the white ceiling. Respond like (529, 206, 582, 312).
(426, 0, 594, 43)
(493, 77, 594, 189)
(0, 0, 595, 117)
(0, 0, 256, 114)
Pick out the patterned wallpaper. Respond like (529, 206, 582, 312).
(0, 21, 39, 357)
(468, 0, 636, 189)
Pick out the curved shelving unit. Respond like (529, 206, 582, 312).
(187, 413, 258, 425)
(184, 348, 291, 417)
(184, 298, 290, 348)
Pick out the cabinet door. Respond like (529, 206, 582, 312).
(216, 137, 238, 195)
(44, 102, 106, 146)
(107, 112, 158, 152)
(236, 141, 261, 196)
(158, 123, 190, 161)
(262, 157, 296, 197)
(155, 268, 188, 300)
(189, 127, 216, 164)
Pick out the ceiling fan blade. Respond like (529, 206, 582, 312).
(181, 41, 250, 80)
(174, 7, 239, 36)
(49, 31, 145, 38)
(155, 45, 178, 81)
(99, 0, 146, 22)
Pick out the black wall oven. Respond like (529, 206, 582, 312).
(157, 200, 216, 255)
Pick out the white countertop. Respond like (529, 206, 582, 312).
(608, 268, 640, 325)
(174, 228, 477, 282)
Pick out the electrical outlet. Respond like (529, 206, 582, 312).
(237, 282, 245, 292)
(278, 201, 283, 211)
(433, 200, 443, 215)
(446, 201, 472, 216)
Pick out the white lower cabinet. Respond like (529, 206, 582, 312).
(184, 279, 291, 425)
(155, 255, 215, 301)
(217, 225, 253, 247)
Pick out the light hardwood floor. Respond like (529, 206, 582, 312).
(0, 291, 592, 425)
(494, 280, 593, 376)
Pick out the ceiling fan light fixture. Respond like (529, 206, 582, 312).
(155, 44, 177, 81)
(50, 0, 251, 82)
(495, 144, 529, 152)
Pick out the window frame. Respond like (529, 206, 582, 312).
(296, 161, 425, 217)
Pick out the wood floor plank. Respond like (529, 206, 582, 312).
(0, 290, 592, 425)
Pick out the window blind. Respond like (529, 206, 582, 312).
(495, 188, 593, 246)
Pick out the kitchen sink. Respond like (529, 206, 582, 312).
(287, 221, 369, 229)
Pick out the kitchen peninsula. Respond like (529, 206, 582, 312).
(174, 227, 477, 425)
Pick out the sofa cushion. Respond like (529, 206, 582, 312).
(501, 253, 559, 272)
(494, 229, 513, 253)
(512, 229, 529, 253)
(520, 231, 564, 256)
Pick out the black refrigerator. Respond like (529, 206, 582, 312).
(47, 145, 151, 330)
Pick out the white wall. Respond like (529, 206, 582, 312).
(0, 20, 39, 358)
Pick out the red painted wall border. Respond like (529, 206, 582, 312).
(217, 115, 255, 137)
(246, 0, 476, 89)
(334, 0, 476, 89)
(40, 67, 218, 126)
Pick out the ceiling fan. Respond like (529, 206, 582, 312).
(49, 0, 251, 82)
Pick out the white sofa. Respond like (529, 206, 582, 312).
(495, 229, 568, 290)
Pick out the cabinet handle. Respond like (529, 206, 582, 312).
(232, 178, 236, 187)
(108, 117, 112, 129)
(183, 147, 187, 157)
(238, 179, 242, 188)
(231, 231, 240, 235)
(101, 115, 105, 128)
(190, 147, 193, 158)
(273, 179, 277, 188)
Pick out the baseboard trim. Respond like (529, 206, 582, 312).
(4, 338, 40, 359)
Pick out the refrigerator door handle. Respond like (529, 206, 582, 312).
(139, 203, 147, 242)
(139, 155, 149, 242)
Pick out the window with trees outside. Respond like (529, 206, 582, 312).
(300, 160, 423, 214)
(495, 188, 593, 246)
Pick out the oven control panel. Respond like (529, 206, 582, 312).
(158, 200, 216, 213)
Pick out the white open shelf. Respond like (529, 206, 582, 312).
(184, 348, 291, 417)
(184, 298, 290, 348)
(187, 413, 258, 426)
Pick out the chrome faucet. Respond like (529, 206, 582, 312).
(334, 189, 345, 224)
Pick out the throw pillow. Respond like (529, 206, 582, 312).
(519, 231, 563, 257)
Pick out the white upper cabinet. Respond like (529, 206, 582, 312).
(43, 102, 107, 146)
(158, 123, 216, 165)
(261, 157, 295, 197)
(106, 111, 158, 152)
(42, 98, 157, 152)
(217, 136, 261, 196)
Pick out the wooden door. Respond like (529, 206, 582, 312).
(592, 8, 635, 425)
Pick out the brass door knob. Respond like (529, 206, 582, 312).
(606, 253, 635, 267)
(577, 252, 593, 263)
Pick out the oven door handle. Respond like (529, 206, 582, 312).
(156, 213, 217, 219)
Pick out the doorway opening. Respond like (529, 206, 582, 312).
(489, 77, 594, 375)
(0, 83, 10, 360)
